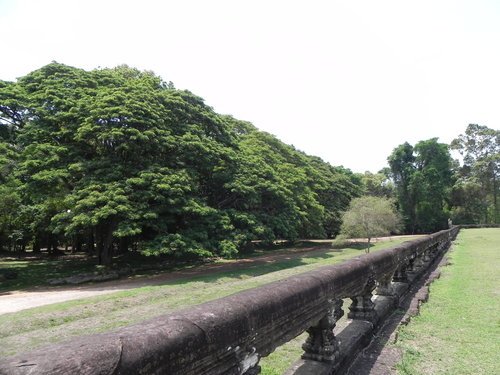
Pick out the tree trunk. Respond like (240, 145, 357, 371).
(74, 236, 82, 253)
(33, 237, 41, 253)
(97, 229, 103, 264)
(101, 230, 114, 266)
(118, 237, 129, 255)
(97, 221, 116, 266)
(52, 239, 59, 254)
(48, 235, 55, 255)
(88, 229, 95, 254)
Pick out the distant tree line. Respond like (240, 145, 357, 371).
(450, 124, 499, 225)
(382, 125, 498, 234)
(0, 63, 361, 264)
(0, 63, 497, 263)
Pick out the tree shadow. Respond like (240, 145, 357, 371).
(97, 248, 340, 289)
(0, 243, 342, 293)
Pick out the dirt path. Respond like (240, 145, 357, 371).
(0, 236, 419, 315)
(0, 244, 334, 315)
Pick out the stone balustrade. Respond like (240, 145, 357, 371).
(0, 227, 459, 375)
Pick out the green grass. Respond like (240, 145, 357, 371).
(395, 228, 500, 375)
(0, 251, 218, 292)
(0, 256, 100, 292)
(260, 333, 308, 375)
(0, 237, 415, 361)
(0, 242, 360, 293)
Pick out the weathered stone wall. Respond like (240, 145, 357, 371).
(0, 227, 459, 375)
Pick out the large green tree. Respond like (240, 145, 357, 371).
(0, 63, 362, 264)
(450, 124, 499, 224)
(387, 142, 417, 233)
(0, 80, 25, 251)
(388, 138, 454, 233)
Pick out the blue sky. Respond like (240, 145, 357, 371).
(1, 0, 499, 172)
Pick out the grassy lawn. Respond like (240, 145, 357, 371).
(260, 332, 308, 374)
(0, 252, 213, 293)
(395, 228, 500, 375)
(0, 256, 99, 292)
(0, 237, 415, 363)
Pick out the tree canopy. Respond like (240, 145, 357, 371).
(0, 63, 361, 263)
(450, 124, 499, 224)
(1, 64, 496, 265)
(339, 196, 402, 252)
(388, 138, 454, 233)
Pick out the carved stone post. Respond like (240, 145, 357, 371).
(437, 240, 446, 252)
(430, 243, 439, 256)
(422, 249, 432, 263)
(375, 274, 396, 297)
(238, 347, 261, 375)
(302, 299, 344, 362)
(405, 256, 419, 279)
(348, 277, 377, 322)
(411, 254, 425, 274)
(393, 264, 409, 283)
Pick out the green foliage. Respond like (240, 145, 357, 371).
(339, 196, 402, 251)
(359, 171, 395, 198)
(388, 139, 454, 233)
(0, 63, 362, 262)
(450, 124, 499, 224)
(0, 140, 22, 250)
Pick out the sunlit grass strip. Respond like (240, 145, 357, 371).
(395, 228, 500, 374)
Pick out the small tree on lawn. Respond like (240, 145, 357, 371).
(339, 196, 402, 253)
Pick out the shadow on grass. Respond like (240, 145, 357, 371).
(331, 242, 374, 252)
(156, 241, 396, 289)
(0, 241, 376, 294)
(134, 250, 341, 291)
(0, 257, 99, 293)
(82, 249, 341, 291)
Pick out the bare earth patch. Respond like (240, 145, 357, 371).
(1, 242, 338, 314)
(0, 236, 422, 315)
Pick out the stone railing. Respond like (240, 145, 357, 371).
(0, 227, 459, 375)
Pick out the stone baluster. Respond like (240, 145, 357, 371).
(302, 299, 344, 363)
(238, 347, 261, 375)
(430, 243, 440, 256)
(411, 253, 426, 274)
(405, 255, 419, 280)
(348, 277, 377, 322)
(437, 240, 446, 252)
(375, 274, 396, 298)
(393, 263, 409, 283)
(422, 249, 432, 263)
